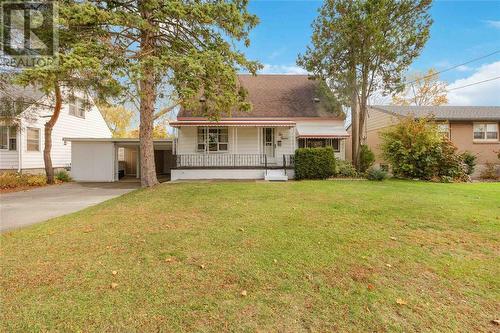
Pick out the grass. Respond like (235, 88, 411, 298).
(1, 180, 499, 332)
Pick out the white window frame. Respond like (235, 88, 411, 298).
(26, 127, 41, 152)
(0, 125, 18, 151)
(473, 122, 498, 142)
(197, 127, 229, 153)
(69, 98, 86, 118)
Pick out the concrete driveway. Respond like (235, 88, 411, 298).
(0, 182, 140, 232)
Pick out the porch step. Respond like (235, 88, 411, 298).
(265, 169, 288, 181)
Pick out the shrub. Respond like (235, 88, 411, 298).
(380, 117, 468, 181)
(26, 175, 47, 186)
(0, 172, 47, 189)
(294, 147, 336, 180)
(480, 162, 498, 180)
(334, 160, 358, 178)
(359, 144, 375, 173)
(55, 170, 72, 182)
(460, 151, 476, 176)
(366, 167, 388, 181)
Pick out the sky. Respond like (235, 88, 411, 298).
(237, 0, 500, 106)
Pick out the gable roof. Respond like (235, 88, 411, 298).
(177, 74, 344, 119)
(371, 105, 500, 121)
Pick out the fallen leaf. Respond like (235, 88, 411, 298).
(240, 290, 247, 297)
(238, 228, 244, 232)
(492, 319, 500, 326)
(390, 237, 397, 241)
(112, 270, 118, 275)
(110, 283, 118, 289)
(273, 259, 278, 263)
(199, 264, 205, 269)
(396, 298, 407, 305)
(386, 264, 392, 268)
(165, 258, 173, 263)
(367, 284, 375, 291)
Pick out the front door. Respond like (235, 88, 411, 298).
(263, 128, 275, 161)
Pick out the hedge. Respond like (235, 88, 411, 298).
(294, 147, 336, 180)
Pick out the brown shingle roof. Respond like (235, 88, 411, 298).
(178, 74, 344, 119)
(371, 105, 500, 121)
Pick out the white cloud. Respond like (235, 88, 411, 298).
(446, 61, 500, 106)
(259, 64, 309, 75)
(485, 20, 500, 29)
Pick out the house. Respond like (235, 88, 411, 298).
(0, 85, 112, 173)
(169, 74, 349, 181)
(345, 105, 500, 176)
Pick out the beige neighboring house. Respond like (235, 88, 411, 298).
(346, 105, 500, 176)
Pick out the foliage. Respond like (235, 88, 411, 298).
(392, 68, 448, 106)
(294, 147, 336, 180)
(0, 172, 47, 189)
(366, 167, 388, 181)
(127, 125, 171, 139)
(99, 105, 134, 138)
(315, 80, 344, 118)
(55, 170, 72, 183)
(479, 162, 498, 180)
(380, 117, 469, 181)
(359, 144, 375, 173)
(297, 0, 432, 168)
(334, 160, 359, 178)
(460, 151, 477, 176)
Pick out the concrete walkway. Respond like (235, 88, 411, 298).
(0, 182, 140, 232)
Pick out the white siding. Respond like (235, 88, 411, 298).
(176, 127, 197, 154)
(70, 142, 115, 182)
(3, 96, 112, 170)
(294, 119, 346, 160)
(235, 127, 260, 154)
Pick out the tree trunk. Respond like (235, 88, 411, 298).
(349, 67, 360, 169)
(138, 3, 159, 188)
(43, 83, 62, 184)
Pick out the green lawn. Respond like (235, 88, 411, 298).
(1, 180, 499, 332)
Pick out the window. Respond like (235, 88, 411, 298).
(437, 123, 450, 138)
(298, 138, 340, 152)
(69, 98, 86, 118)
(473, 123, 498, 141)
(197, 127, 228, 152)
(0, 126, 17, 150)
(27, 127, 40, 151)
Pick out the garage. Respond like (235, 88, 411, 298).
(64, 138, 173, 182)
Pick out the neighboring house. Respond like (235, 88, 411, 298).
(0, 85, 112, 173)
(345, 105, 500, 176)
(169, 74, 348, 180)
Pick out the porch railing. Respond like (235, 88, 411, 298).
(173, 154, 295, 169)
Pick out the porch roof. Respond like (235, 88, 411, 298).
(296, 124, 350, 138)
(169, 120, 296, 127)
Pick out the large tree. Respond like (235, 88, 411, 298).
(298, 0, 432, 169)
(84, 0, 261, 187)
(14, 1, 120, 184)
(392, 68, 448, 106)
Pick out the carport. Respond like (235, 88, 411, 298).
(63, 138, 173, 182)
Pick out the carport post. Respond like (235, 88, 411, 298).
(136, 146, 140, 179)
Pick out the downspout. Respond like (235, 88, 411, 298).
(17, 118, 22, 173)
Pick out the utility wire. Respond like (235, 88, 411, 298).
(405, 50, 500, 85)
(446, 76, 500, 92)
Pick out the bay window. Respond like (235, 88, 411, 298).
(197, 127, 228, 152)
(473, 123, 498, 141)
